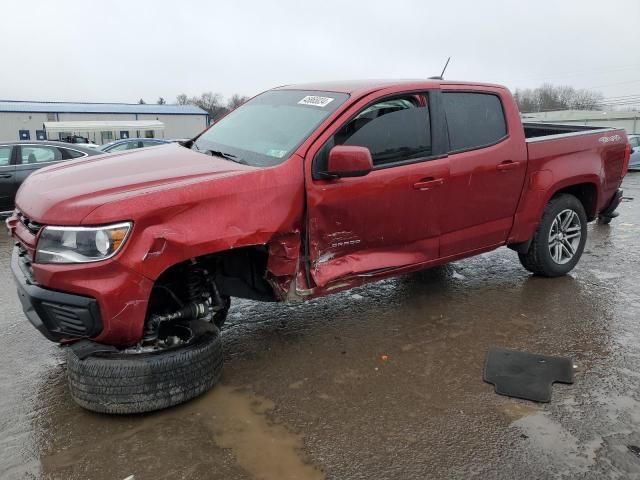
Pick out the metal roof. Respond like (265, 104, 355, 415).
(44, 120, 165, 132)
(0, 100, 207, 115)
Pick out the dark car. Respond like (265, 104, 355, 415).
(98, 138, 171, 153)
(0, 141, 101, 214)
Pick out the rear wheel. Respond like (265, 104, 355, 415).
(66, 320, 223, 414)
(518, 194, 587, 277)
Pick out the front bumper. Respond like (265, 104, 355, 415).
(11, 247, 102, 342)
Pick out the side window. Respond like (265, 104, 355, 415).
(107, 142, 131, 152)
(64, 149, 87, 159)
(630, 137, 639, 149)
(142, 140, 161, 147)
(443, 92, 507, 152)
(20, 146, 63, 164)
(0, 146, 11, 166)
(333, 95, 431, 166)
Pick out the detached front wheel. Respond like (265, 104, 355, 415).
(66, 320, 223, 414)
(518, 193, 587, 277)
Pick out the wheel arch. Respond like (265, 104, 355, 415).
(550, 182, 598, 221)
(508, 178, 599, 249)
(149, 245, 278, 305)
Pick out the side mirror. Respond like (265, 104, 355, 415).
(325, 145, 373, 178)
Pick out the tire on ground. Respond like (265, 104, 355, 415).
(518, 193, 588, 277)
(65, 320, 223, 414)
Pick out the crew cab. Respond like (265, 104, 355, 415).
(6, 80, 631, 414)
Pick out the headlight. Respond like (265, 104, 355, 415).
(36, 222, 132, 264)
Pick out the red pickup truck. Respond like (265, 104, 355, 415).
(7, 80, 631, 414)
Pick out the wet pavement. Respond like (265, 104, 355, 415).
(1, 173, 640, 480)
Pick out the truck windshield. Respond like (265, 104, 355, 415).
(193, 90, 349, 167)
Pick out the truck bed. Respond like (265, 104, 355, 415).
(523, 122, 627, 221)
(523, 122, 610, 140)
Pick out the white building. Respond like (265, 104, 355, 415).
(521, 110, 640, 135)
(0, 100, 209, 144)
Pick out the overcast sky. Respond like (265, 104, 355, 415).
(2, 0, 639, 106)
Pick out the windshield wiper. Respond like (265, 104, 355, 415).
(206, 150, 247, 165)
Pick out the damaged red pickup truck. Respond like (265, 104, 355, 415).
(7, 80, 631, 413)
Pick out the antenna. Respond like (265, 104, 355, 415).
(440, 57, 451, 78)
(428, 57, 451, 80)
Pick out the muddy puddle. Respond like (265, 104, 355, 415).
(28, 374, 322, 480)
(185, 386, 324, 480)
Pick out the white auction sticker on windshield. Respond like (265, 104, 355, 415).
(298, 95, 334, 107)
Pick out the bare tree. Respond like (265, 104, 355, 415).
(227, 94, 249, 111)
(189, 92, 228, 120)
(174, 92, 249, 118)
(514, 84, 603, 113)
(157, 97, 166, 105)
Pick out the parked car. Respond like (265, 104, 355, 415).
(0, 141, 101, 214)
(98, 138, 171, 153)
(628, 134, 640, 170)
(7, 79, 631, 414)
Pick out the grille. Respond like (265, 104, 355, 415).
(16, 244, 36, 280)
(17, 211, 44, 236)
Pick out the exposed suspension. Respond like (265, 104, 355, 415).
(143, 260, 226, 343)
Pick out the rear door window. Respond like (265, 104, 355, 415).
(19, 146, 63, 164)
(443, 92, 507, 152)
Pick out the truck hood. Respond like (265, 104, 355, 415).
(15, 143, 253, 224)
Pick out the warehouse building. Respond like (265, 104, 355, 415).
(0, 100, 209, 144)
(521, 110, 640, 135)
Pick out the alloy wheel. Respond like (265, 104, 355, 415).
(548, 209, 582, 264)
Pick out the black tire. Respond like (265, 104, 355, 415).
(518, 194, 587, 277)
(66, 320, 223, 414)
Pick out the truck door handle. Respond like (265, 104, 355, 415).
(413, 177, 444, 190)
(497, 160, 520, 172)
(0, 174, 12, 179)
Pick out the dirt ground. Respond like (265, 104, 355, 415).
(1, 174, 639, 480)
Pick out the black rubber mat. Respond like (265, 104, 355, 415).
(484, 347, 574, 402)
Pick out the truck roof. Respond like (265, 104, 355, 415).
(275, 79, 507, 96)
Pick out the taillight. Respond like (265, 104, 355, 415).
(622, 143, 631, 176)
